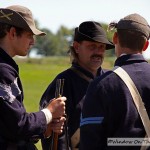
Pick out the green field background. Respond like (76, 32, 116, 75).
(15, 56, 115, 150)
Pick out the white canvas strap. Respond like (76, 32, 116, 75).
(114, 67, 150, 150)
(71, 128, 80, 150)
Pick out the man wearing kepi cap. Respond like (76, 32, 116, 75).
(39, 21, 114, 150)
(0, 5, 66, 150)
(80, 14, 150, 150)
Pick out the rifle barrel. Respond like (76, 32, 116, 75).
(50, 79, 64, 150)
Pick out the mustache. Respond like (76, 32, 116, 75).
(91, 54, 104, 59)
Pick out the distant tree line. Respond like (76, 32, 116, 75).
(31, 20, 115, 57)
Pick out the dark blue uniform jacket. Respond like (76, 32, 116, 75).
(80, 54, 150, 150)
(40, 62, 108, 150)
(0, 48, 47, 149)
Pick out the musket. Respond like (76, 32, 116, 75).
(50, 79, 66, 150)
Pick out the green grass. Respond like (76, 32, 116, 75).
(15, 56, 115, 149)
(17, 56, 71, 112)
(15, 56, 71, 149)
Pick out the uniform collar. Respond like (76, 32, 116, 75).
(114, 54, 147, 67)
(72, 62, 103, 79)
(0, 47, 19, 72)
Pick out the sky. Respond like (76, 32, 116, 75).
(1, 0, 150, 58)
(1, 0, 150, 33)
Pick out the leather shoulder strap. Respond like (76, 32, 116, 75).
(70, 67, 93, 83)
(113, 67, 150, 138)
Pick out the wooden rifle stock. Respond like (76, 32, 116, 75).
(51, 133, 58, 150)
(50, 79, 64, 150)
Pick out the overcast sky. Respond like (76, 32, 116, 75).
(1, 0, 150, 58)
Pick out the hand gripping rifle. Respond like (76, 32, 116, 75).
(50, 79, 69, 150)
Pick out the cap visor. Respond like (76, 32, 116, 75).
(31, 27, 46, 36)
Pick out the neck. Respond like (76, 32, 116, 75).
(117, 47, 142, 57)
(0, 38, 14, 57)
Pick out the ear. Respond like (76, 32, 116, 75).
(143, 40, 149, 51)
(73, 41, 80, 53)
(9, 27, 16, 39)
(113, 32, 118, 44)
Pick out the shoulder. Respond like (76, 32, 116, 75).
(0, 63, 17, 73)
(44, 68, 74, 88)
(0, 63, 17, 83)
(91, 70, 119, 90)
(55, 67, 78, 79)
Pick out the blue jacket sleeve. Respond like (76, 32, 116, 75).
(0, 66, 47, 141)
(80, 79, 106, 150)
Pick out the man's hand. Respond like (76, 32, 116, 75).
(46, 96, 66, 118)
(44, 116, 66, 138)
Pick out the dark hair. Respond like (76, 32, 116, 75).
(0, 23, 24, 39)
(117, 29, 147, 51)
(68, 45, 78, 63)
(68, 41, 84, 63)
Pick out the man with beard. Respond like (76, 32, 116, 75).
(39, 21, 114, 150)
(80, 14, 150, 150)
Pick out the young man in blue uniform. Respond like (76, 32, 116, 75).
(0, 5, 66, 149)
(40, 21, 114, 150)
(80, 14, 150, 150)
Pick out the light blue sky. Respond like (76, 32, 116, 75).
(1, 0, 150, 33)
(1, 0, 150, 58)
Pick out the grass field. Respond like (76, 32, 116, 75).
(15, 56, 115, 150)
